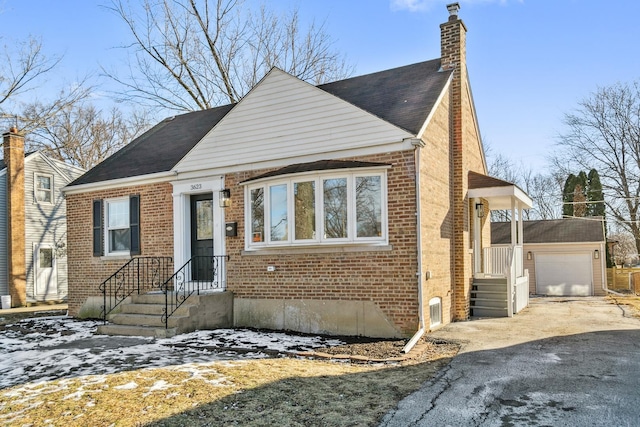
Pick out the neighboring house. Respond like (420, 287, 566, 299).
(63, 3, 532, 343)
(1, 128, 85, 307)
(492, 218, 607, 297)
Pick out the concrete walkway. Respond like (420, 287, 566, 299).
(380, 297, 640, 426)
(0, 303, 67, 315)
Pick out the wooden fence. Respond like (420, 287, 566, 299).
(607, 268, 640, 294)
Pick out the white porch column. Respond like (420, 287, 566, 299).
(510, 198, 517, 247)
(517, 201, 524, 247)
(473, 199, 482, 276)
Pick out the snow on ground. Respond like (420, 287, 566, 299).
(0, 316, 346, 390)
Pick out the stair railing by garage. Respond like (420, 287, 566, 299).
(160, 255, 229, 328)
(99, 256, 174, 323)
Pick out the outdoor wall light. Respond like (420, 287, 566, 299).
(527, 251, 532, 260)
(594, 249, 600, 259)
(475, 203, 485, 218)
(219, 188, 231, 208)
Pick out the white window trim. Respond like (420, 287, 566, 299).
(34, 172, 54, 204)
(245, 169, 388, 250)
(104, 197, 131, 256)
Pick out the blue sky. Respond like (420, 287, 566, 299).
(2, 0, 639, 172)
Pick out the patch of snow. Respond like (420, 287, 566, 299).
(114, 382, 138, 390)
(0, 317, 347, 391)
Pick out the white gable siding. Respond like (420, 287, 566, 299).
(0, 174, 6, 296)
(24, 154, 81, 301)
(175, 69, 413, 173)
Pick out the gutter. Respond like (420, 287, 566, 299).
(403, 139, 426, 353)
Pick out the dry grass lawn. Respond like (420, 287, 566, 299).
(0, 343, 458, 426)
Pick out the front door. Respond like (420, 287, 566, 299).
(35, 244, 57, 299)
(190, 194, 214, 281)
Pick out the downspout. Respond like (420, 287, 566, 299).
(601, 241, 607, 293)
(403, 139, 426, 353)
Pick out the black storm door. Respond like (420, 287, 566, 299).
(190, 194, 214, 281)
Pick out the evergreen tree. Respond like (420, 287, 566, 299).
(562, 174, 577, 217)
(587, 169, 605, 217)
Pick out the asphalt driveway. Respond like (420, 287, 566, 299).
(380, 297, 640, 426)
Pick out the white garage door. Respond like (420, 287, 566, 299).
(535, 253, 592, 296)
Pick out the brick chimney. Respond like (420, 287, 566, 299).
(441, 3, 471, 320)
(3, 127, 26, 307)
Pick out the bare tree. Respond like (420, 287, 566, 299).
(105, 0, 352, 112)
(0, 37, 60, 110)
(26, 103, 151, 169)
(488, 153, 561, 221)
(553, 80, 640, 254)
(0, 36, 93, 134)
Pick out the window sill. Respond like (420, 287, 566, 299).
(100, 253, 132, 261)
(241, 244, 393, 256)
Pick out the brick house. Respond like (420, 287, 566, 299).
(1, 128, 85, 307)
(63, 3, 532, 346)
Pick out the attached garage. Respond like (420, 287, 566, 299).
(492, 219, 607, 296)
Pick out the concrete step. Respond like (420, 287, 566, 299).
(96, 323, 177, 338)
(131, 292, 167, 305)
(109, 313, 167, 327)
(121, 303, 166, 315)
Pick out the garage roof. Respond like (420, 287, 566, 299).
(491, 218, 605, 244)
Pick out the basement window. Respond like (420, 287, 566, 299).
(429, 297, 442, 328)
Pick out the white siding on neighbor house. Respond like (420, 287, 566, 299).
(0, 174, 6, 296)
(24, 154, 83, 301)
(175, 69, 413, 174)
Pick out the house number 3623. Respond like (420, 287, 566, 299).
(190, 184, 202, 190)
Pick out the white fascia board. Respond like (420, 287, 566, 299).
(240, 164, 392, 186)
(62, 171, 175, 195)
(468, 185, 533, 209)
(416, 73, 453, 140)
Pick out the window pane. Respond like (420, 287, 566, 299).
(251, 188, 264, 242)
(294, 181, 315, 240)
(270, 184, 288, 241)
(36, 176, 52, 202)
(39, 248, 53, 268)
(195, 200, 213, 240)
(323, 178, 347, 239)
(108, 200, 129, 228)
(356, 176, 382, 237)
(109, 229, 130, 252)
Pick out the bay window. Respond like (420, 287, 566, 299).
(246, 171, 386, 248)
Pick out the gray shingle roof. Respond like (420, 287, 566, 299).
(491, 219, 605, 244)
(69, 105, 234, 186)
(241, 159, 390, 183)
(69, 59, 452, 187)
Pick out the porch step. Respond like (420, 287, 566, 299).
(97, 291, 234, 338)
(470, 298, 507, 309)
(470, 306, 509, 318)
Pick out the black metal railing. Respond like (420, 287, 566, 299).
(99, 256, 174, 322)
(161, 255, 229, 328)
